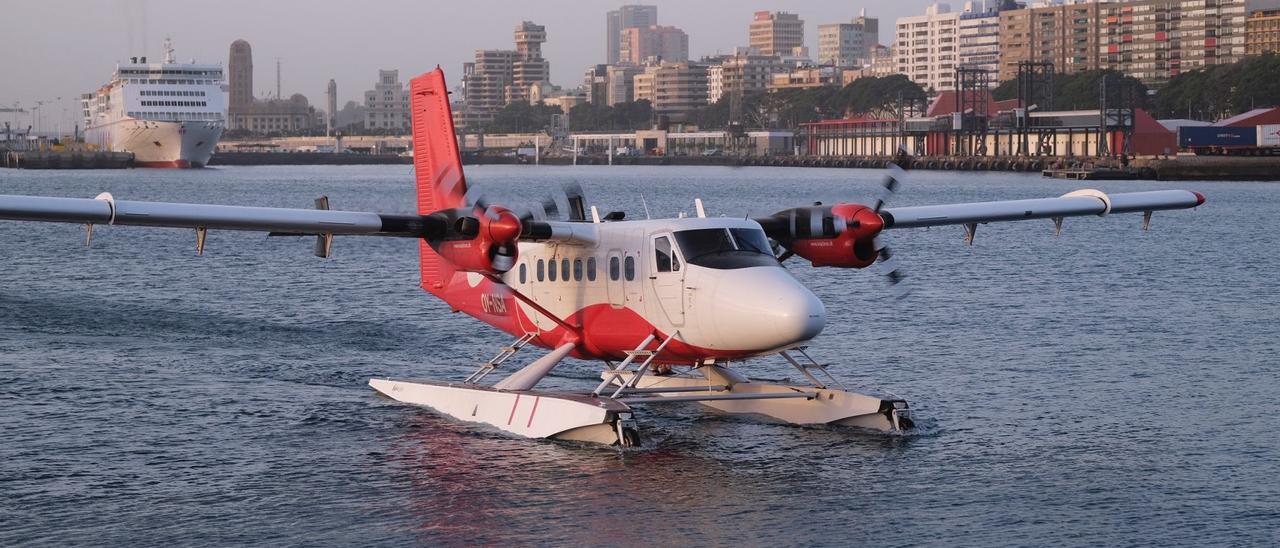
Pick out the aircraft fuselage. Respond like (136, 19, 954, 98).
(433, 216, 825, 363)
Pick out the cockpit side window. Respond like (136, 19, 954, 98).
(655, 236, 674, 272)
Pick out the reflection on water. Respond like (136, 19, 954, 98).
(2, 165, 1278, 546)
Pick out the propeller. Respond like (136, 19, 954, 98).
(450, 181, 593, 277)
(465, 181, 588, 224)
(873, 162, 911, 300)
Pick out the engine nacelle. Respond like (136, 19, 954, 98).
(770, 203, 884, 269)
(432, 206, 522, 275)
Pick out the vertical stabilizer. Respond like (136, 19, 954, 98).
(409, 68, 468, 293)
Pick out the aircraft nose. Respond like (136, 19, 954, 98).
(704, 268, 825, 351)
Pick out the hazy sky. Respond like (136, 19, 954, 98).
(4, 0, 937, 131)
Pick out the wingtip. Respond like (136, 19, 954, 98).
(1192, 191, 1205, 206)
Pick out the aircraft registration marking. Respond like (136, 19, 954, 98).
(481, 293, 508, 315)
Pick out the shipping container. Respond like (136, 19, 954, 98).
(1259, 125, 1280, 148)
(1178, 126, 1256, 149)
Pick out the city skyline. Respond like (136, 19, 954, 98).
(2, 0, 928, 132)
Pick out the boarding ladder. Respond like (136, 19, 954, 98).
(779, 347, 845, 390)
(592, 332, 679, 399)
(464, 332, 538, 384)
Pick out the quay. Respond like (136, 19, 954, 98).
(208, 151, 410, 166)
(3, 150, 134, 170)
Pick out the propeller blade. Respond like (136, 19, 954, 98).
(463, 183, 489, 212)
(562, 181, 587, 222)
(872, 160, 911, 299)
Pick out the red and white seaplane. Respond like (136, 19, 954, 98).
(0, 69, 1205, 446)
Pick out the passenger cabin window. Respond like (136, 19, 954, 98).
(519, 263, 527, 284)
(624, 256, 636, 281)
(610, 257, 620, 281)
(561, 259, 571, 282)
(549, 258, 558, 281)
(573, 259, 583, 281)
(537, 259, 545, 281)
(587, 257, 597, 281)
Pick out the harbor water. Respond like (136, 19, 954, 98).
(1, 165, 1277, 546)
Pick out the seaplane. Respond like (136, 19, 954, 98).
(0, 68, 1205, 446)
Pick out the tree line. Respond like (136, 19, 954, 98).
(1148, 53, 1280, 120)
(990, 70, 1151, 111)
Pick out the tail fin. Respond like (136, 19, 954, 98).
(409, 67, 467, 293)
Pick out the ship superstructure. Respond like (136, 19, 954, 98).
(82, 39, 225, 167)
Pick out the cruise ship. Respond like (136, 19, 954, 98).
(82, 39, 225, 167)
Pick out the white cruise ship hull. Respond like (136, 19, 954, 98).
(86, 119, 223, 168)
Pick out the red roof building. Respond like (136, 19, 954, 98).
(926, 90, 1019, 118)
(1215, 107, 1280, 127)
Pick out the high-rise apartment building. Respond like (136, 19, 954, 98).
(958, 2, 1001, 79)
(584, 65, 610, 104)
(866, 44, 897, 77)
(460, 50, 516, 128)
(818, 11, 880, 66)
(619, 25, 689, 64)
(1247, 9, 1280, 55)
(858, 13, 880, 57)
(818, 22, 868, 66)
(706, 50, 784, 103)
(509, 21, 550, 104)
(997, 0, 1268, 86)
(633, 71, 655, 104)
(635, 63, 708, 116)
(897, 3, 962, 91)
(749, 11, 805, 56)
(363, 69, 409, 132)
(457, 21, 554, 128)
(1096, 0, 1272, 86)
(607, 65, 646, 105)
(997, 2, 1102, 82)
(706, 64, 724, 104)
(607, 5, 659, 64)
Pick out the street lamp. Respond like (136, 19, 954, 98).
(33, 100, 47, 135)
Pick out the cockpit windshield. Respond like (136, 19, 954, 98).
(673, 228, 778, 269)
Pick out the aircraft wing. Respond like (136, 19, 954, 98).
(754, 187, 1205, 268)
(0, 193, 436, 236)
(880, 190, 1204, 229)
(0, 193, 593, 244)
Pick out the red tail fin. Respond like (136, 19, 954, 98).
(409, 68, 467, 293)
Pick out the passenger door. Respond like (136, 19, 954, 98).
(649, 233, 685, 325)
(606, 250, 624, 308)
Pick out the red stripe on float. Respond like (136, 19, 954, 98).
(526, 396, 541, 428)
(507, 394, 521, 425)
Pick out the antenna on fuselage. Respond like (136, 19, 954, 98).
(640, 195, 651, 220)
